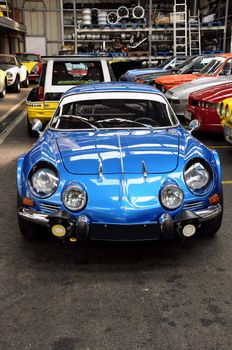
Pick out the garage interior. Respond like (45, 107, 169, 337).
(0, 0, 232, 57)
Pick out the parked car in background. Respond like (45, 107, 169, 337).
(218, 97, 232, 143)
(185, 82, 232, 133)
(26, 56, 115, 135)
(166, 75, 232, 117)
(154, 54, 232, 92)
(119, 55, 189, 82)
(16, 52, 43, 82)
(0, 68, 6, 98)
(17, 83, 223, 242)
(0, 54, 28, 92)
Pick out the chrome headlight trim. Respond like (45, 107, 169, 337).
(184, 158, 212, 195)
(160, 184, 184, 210)
(28, 162, 59, 198)
(62, 185, 87, 211)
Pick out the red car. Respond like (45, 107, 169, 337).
(185, 82, 232, 134)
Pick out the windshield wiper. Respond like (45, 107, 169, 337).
(97, 118, 154, 130)
(59, 115, 98, 130)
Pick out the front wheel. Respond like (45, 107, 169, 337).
(11, 76, 20, 93)
(0, 81, 6, 98)
(21, 74, 29, 88)
(199, 192, 223, 237)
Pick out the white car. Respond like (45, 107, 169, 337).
(0, 54, 29, 93)
(165, 76, 232, 117)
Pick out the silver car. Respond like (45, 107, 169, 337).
(166, 75, 232, 117)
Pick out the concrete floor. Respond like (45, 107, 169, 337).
(0, 88, 232, 350)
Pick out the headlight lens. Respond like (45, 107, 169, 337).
(6, 72, 13, 78)
(160, 184, 183, 210)
(184, 161, 210, 192)
(29, 168, 59, 198)
(62, 185, 87, 211)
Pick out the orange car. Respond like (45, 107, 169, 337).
(154, 54, 232, 93)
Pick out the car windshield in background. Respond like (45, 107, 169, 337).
(17, 54, 40, 62)
(0, 55, 15, 65)
(51, 98, 174, 130)
(52, 61, 104, 85)
(180, 56, 214, 74)
(157, 57, 174, 69)
(200, 57, 226, 75)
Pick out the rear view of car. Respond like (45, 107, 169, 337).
(26, 56, 114, 135)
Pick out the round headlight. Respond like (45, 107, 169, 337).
(184, 161, 210, 193)
(62, 185, 87, 211)
(6, 72, 13, 78)
(160, 184, 183, 210)
(29, 168, 59, 198)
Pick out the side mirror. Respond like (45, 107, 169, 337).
(32, 119, 43, 135)
(188, 119, 200, 133)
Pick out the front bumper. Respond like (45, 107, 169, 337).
(168, 98, 187, 117)
(18, 204, 222, 241)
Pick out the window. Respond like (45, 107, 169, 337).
(52, 61, 104, 86)
(51, 98, 173, 130)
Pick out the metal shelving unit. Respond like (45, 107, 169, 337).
(60, 0, 229, 57)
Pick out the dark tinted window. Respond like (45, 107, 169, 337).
(52, 61, 103, 85)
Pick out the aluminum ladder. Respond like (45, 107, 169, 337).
(189, 10, 201, 55)
(173, 0, 188, 56)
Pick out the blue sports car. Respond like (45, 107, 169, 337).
(17, 83, 223, 242)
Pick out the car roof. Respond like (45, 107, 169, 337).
(41, 55, 112, 62)
(63, 82, 161, 96)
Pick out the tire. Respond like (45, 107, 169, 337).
(26, 116, 35, 137)
(22, 74, 29, 88)
(199, 191, 223, 237)
(17, 193, 44, 240)
(0, 81, 6, 98)
(11, 75, 20, 93)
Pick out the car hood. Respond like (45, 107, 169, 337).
(55, 129, 180, 175)
(166, 76, 232, 99)
(190, 82, 232, 103)
(0, 64, 15, 71)
(22, 61, 38, 73)
(156, 74, 201, 86)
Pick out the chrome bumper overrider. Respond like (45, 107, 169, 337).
(18, 204, 222, 227)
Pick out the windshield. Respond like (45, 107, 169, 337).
(52, 61, 104, 85)
(16, 54, 40, 62)
(51, 97, 175, 130)
(180, 56, 215, 74)
(200, 57, 226, 75)
(158, 57, 174, 69)
(0, 55, 15, 65)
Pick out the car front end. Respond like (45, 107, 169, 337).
(17, 84, 223, 242)
(218, 97, 232, 143)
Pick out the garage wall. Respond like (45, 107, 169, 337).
(14, 0, 62, 55)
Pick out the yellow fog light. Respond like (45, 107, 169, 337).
(51, 224, 66, 238)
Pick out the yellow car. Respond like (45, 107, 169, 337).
(0, 68, 6, 98)
(26, 56, 113, 135)
(217, 97, 232, 143)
